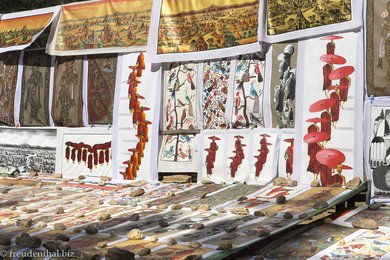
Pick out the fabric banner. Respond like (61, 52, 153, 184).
(57, 129, 112, 179)
(0, 51, 19, 126)
(260, 0, 362, 43)
(202, 59, 231, 130)
(232, 53, 266, 129)
(366, 0, 390, 96)
(294, 31, 364, 187)
(19, 50, 51, 127)
(0, 128, 56, 175)
(0, 7, 59, 53)
(87, 54, 117, 125)
(51, 56, 84, 127)
(148, 0, 262, 62)
(267, 42, 298, 128)
(47, 0, 152, 56)
(162, 62, 199, 131)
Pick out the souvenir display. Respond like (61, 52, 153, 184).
(295, 32, 364, 186)
(47, 0, 152, 55)
(149, 0, 261, 62)
(19, 50, 51, 126)
(267, 42, 298, 128)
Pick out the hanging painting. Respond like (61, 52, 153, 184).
(19, 50, 51, 126)
(232, 52, 265, 129)
(278, 129, 295, 180)
(163, 62, 199, 131)
(0, 128, 56, 175)
(200, 131, 227, 183)
(47, 0, 152, 56)
(202, 59, 230, 130)
(366, 0, 390, 96)
(225, 130, 251, 183)
(247, 129, 279, 184)
(295, 32, 363, 186)
(0, 7, 59, 53)
(87, 54, 117, 125)
(366, 101, 390, 198)
(149, 0, 261, 62)
(0, 51, 19, 126)
(59, 129, 112, 179)
(51, 56, 84, 127)
(268, 42, 298, 128)
(261, 0, 362, 42)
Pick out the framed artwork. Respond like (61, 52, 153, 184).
(51, 56, 84, 127)
(87, 54, 117, 125)
(232, 53, 266, 129)
(19, 50, 51, 126)
(295, 31, 364, 186)
(0, 51, 19, 126)
(366, 0, 390, 96)
(47, 0, 152, 55)
(148, 0, 261, 62)
(333, 205, 390, 228)
(260, 0, 363, 43)
(266, 42, 298, 128)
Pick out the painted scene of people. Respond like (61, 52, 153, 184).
(267, 0, 352, 36)
(54, 0, 152, 51)
(158, 0, 259, 54)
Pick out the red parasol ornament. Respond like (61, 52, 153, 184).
(303, 132, 330, 144)
(320, 35, 344, 41)
(306, 117, 330, 123)
(284, 138, 294, 143)
(208, 136, 221, 141)
(316, 149, 346, 168)
(320, 54, 346, 65)
(309, 98, 336, 113)
(328, 66, 355, 80)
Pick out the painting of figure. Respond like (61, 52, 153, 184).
(52, 56, 84, 127)
(366, 0, 390, 96)
(297, 32, 363, 187)
(270, 42, 297, 128)
(0, 52, 19, 126)
(267, 0, 352, 36)
(87, 54, 117, 125)
(202, 59, 230, 129)
(201, 131, 227, 183)
(232, 53, 265, 129)
(20, 50, 51, 126)
(157, 0, 259, 54)
(278, 130, 295, 180)
(163, 62, 198, 131)
(49, 0, 152, 55)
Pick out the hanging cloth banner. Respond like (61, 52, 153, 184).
(147, 0, 262, 62)
(0, 6, 60, 53)
(46, 0, 152, 56)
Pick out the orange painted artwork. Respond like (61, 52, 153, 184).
(52, 0, 152, 53)
(157, 0, 259, 54)
(0, 12, 54, 48)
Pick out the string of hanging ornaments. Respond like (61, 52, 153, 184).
(121, 52, 150, 180)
